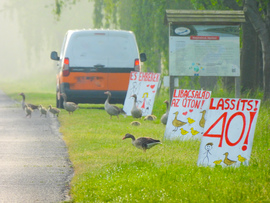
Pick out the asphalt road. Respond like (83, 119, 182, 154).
(0, 90, 73, 202)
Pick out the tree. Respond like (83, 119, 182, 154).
(243, 0, 270, 101)
(192, 0, 270, 100)
(53, 0, 270, 100)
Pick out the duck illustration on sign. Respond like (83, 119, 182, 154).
(123, 71, 160, 116)
(172, 111, 187, 131)
(164, 89, 212, 140)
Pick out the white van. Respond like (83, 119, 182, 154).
(51, 29, 146, 108)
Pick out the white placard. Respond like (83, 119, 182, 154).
(164, 89, 212, 140)
(123, 71, 160, 116)
(197, 98, 261, 167)
(169, 25, 240, 76)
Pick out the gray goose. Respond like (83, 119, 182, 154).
(48, 105, 61, 117)
(24, 104, 33, 118)
(104, 91, 126, 119)
(19, 93, 38, 110)
(60, 93, 78, 114)
(38, 105, 47, 117)
(160, 100, 169, 125)
(130, 94, 142, 119)
(122, 133, 161, 152)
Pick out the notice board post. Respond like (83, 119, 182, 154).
(165, 10, 245, 101)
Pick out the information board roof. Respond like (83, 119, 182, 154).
(165, 10, 246, 25)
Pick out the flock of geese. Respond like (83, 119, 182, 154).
(19, 91, 247, 164)
(19, 93, 61, 118)
(19, 91, 169, 152)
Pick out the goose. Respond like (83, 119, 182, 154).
(223, 152, 236, 166)
(60, 93, 78, 114)
(24, 104, 33, 118)
(104, 91, 126, 119)
(130, 94, 142, 119)
(160, 100, 169, 125)
(144, 115, 157, 121)
(48, 105, 61, 117)
(172, 111, 187, 131)
(122, 133, 161, 152)
(130, 121, 141, 126)
(38, 105, 47, 117)
(19, 93, 38, 110)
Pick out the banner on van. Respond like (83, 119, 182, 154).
(123, 71, 160, 116)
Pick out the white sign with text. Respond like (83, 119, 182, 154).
(164, 89, 212, 140)
(123, 71, 160, 116)
(197, 98, 260, 167)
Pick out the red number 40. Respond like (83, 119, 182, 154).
(203, 111, 256, 149)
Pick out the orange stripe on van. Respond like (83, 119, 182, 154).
(60, 72, 130, 91)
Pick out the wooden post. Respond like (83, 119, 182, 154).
(169, 76, 175, 104)
(235, 77, 240, 98)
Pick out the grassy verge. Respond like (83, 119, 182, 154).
(1, 81, 270, 202)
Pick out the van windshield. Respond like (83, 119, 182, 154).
(67, 32, 138, 68)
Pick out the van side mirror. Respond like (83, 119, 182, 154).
(140, 53, 147, 62)
(50, 51, 60, 61)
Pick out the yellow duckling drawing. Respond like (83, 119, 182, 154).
(223, 152, 237, 166)
(237, 155, 247, 163)
(199, 110, 206, 128)
(213, 159, 222, 165)
(172, 111, 187, 132)
(187, 117, 195, 125)
(180, 128, 188, 135)
(190, 127, 199, 136)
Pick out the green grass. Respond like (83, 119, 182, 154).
(1, 79, 270, 202)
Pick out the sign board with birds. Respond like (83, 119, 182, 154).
(197, 98, 261, 167)
(123, 71, 161, 116)
(164, 89, 212, 140)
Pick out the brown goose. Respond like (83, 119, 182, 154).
(19, 93, 38, 110)
(38, 105, 47, 117)
(104, 91, 126, 119)
(144, 115, 157, 121)
(130, 94, 142, 119)
(122, 133, 161, 152)
(161, 100, 169, 125)
(60, 93, 78, 114)
(24, 104, 33, 118)
(130, 121, 141, 126)
(48, 105, 61, 117)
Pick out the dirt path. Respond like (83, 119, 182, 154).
(0, 90, 73, 202)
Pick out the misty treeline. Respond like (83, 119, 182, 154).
(54, 0, 270, 101)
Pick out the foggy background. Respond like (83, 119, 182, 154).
(0, 0, 94, 91)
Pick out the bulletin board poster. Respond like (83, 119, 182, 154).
(123, 71, 160, 116)
(169, 25, 240, 76)
(164, 89, 212, 140)
(197, 98, 261, 167)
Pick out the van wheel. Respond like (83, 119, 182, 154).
(56, 93, 64, 109)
